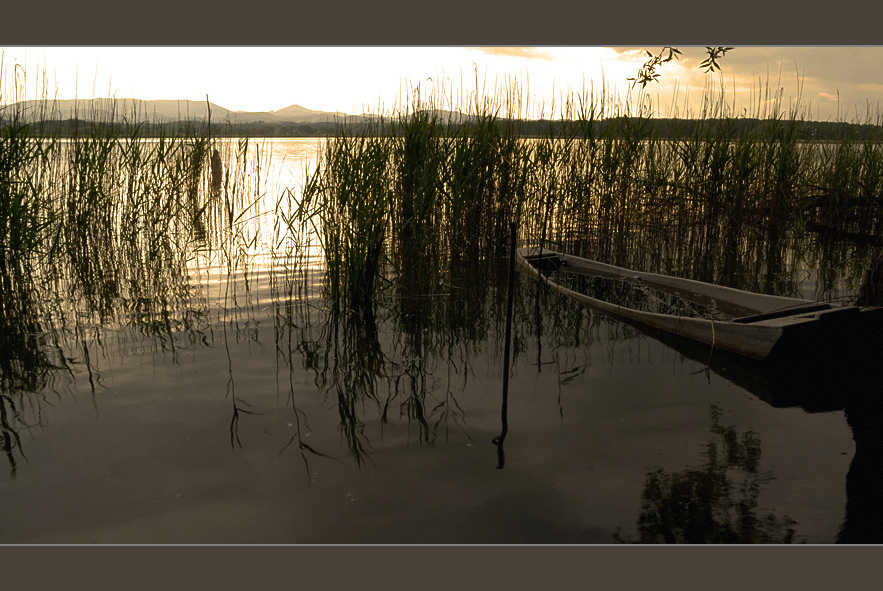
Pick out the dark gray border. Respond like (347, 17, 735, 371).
(5, 0, 883, 586)
(2, 545, 883, 586)
(5, 0, 882, 45)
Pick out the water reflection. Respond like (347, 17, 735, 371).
(5, 135, 883, 544)
(6, 216, 883, 543)
(282, 250, 499, 466)
(606, 306, 883, 543)
(839, 389, 883, 543)
(0, 259, 63, 476)
(616, 404, 802, 544)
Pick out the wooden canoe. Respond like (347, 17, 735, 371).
(516, 246, 883, 361)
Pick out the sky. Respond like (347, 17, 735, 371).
(2, 46, 883, 122)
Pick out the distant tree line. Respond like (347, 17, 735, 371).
(503, 117, 883, 141)
(0, 117, 342, 138)
(3, 115, 882, 142)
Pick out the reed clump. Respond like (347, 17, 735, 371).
(299, 77, 883, 311)
(5, 69, 883, 474)
(0, 86, 276, 474)
(299, 122, 394, 310)
(0, 92, 261, 312)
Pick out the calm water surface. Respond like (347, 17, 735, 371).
(1, 138, 879, 544)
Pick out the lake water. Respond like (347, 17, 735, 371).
(1, 138, 880, 544)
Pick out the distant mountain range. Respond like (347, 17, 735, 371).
(5, 98, 876, 142)
(5, 98, 367, 124)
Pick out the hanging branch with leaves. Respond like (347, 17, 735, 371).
(700, 46, 734, 73)
(628, 47, 682, 89)
(628, 46, 734, 88)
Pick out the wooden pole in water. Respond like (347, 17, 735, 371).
(493, 222, 518, 469)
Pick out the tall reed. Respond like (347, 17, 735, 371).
(299, 120, 395, 310)
(0, 87, 275, 473)
(298, 76, 883, 317)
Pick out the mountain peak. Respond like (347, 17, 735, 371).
(4, 98, 356, 124)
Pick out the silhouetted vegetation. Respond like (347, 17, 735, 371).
(293, 80, 883, 322)
(615, 404, 802, 544)
(7, 113, 883, 142)
(5, 73, 883, 543)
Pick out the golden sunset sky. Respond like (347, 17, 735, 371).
(2, 46, 882, 122)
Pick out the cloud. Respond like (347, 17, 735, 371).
(471, 47, 557, 61)
(609, 47, 646, 57)
(856, 82, 883, 94)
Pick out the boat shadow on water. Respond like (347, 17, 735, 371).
(621, 313, 883, 544)
(518, 247, 883, 542)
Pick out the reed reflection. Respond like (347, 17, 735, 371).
(285, 252, 494, 466)
(512, 225, 883, 543)
(616, 404, 801, 544)
(602, 300, 883, 543)
(0, 260, 69, 477)
(6, 79, 883, 549)
(0, 114, 275, 478)
(739, 357, 883, 544)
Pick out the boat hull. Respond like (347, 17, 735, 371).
(516, 247, 883, 361)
